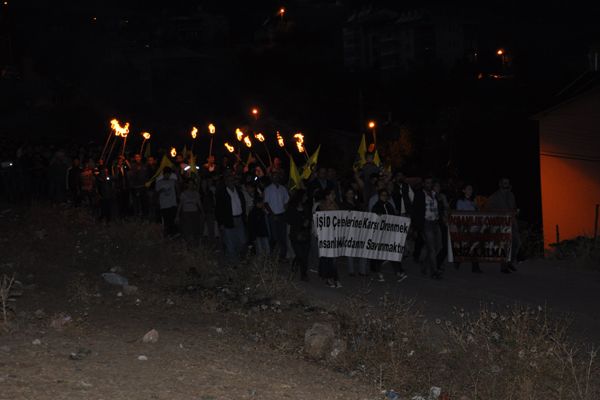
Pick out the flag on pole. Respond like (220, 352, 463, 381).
(374, 150, 382, 167)
(189, 151, 197, 174)
(289, 155, 302, 190)
(301, 145, 321, 180)
(145, 155, 175, 187)
(353, 134, 367, 171)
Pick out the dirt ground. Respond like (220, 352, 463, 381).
(0, 206, 377, 400)
(1, 293, 376, 400)
(2, 205, 599, 400)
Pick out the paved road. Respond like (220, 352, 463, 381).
(300, 258, 600, 343)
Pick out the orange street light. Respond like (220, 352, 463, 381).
(496, 49, 506, 69)
(279, 7, 285, 19)
(368, 121, 376, 146)
(251, 107, 259, 120)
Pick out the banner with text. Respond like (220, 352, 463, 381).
(448, 211, 513, 263)
(314, 211, 411, 262)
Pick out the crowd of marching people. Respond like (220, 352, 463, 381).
(0, 139, 522, 288)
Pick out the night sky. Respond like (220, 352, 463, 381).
(1, 0, 599, 222)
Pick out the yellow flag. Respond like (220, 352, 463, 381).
(374, 150, 382, 167)
(189, 151, 197, 174)
(145, 155, 175, 187)
(301, 145, 320, 180)
(353, 134, 367, 171)
(289, 155, 302, 190)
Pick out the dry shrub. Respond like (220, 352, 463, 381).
(231, 255, 301, 303)
(440, 305, 599, 400)
(549, 237, 600, 271)
(334, 298, 599, 400)
(1, 274, 16, 329)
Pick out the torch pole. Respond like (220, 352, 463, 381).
(262, 142, 272, 167)
(139, 139, 147, 155)
(106, 137, 118, 163)
(253, 152, 268, 171)
(209, 136, 214, 158)
(100, 130, 114, 161)
(121, 135, 128, 157)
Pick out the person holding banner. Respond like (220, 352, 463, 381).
(341, 187, 367, 277)
(454, 184, 482, 273)
(371, 188, 408, 283)
(315, 188, 342, 288)
(486, 177, 520, 273)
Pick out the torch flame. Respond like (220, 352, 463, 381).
(235, 128, 244, 142)
(293, 133, 305, 153)
(142, 132, 151, 140)
(224, 142, 235, 153)
(208, 123, 216, 135)
(170, 147, 177, 157)
(276, 132, 285, 148)
(244, 136, 252, 148)
(254, 133, 265, 142)
(191, 127, 198, 139)
(110, 119, 130, 137)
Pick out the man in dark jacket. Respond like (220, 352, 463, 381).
(371, 189, 408, 283)
(215, 171, 247, 262)
(411, 177, 443, 279)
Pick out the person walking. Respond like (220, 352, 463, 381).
(263, 171, 290, 261)
(412, 177, 443, 279)
(454, 184, 483, 273)
(286, 189, 312, 281)
(315, 188, 341, 288)
(215, 171, 247, 262)
(155, 166, 179, 238)
(486, 177, 520, 273)
(176, 179, 204, 246)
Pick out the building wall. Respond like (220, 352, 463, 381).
(538, 89, 600, 248)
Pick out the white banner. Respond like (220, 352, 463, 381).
(313, 211, 411, 262)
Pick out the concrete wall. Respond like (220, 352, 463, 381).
(538, 88, 600, 248)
